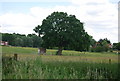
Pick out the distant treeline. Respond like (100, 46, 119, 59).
(1, 33, 120, 52)
(1, 33, 96, 51)
(1, 33, 42, 47)
(112, 42, 120, 51)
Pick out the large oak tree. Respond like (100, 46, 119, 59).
(34, 12, 91, 55)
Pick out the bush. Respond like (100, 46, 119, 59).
(91, 46, 109, 52)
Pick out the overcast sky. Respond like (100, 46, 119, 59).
(0, 0, 119, 43)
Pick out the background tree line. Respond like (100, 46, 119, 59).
(1, 33, 42, 48)
(112, 42, 120, 51)
(90, 38, 112, 52)
(1, 32, 94, 51)
(1, 32, 120, 52)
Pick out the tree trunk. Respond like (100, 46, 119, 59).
(56, 47, 63, 55)
(38, 47, 46, 55)
(38, 33, 40, 37)
(38, 48, 41, 55)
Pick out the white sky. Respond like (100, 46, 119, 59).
(0, 0, 119, 43)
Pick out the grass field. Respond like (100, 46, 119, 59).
(2, 46, 119, 79)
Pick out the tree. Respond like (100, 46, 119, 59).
(98, 38, 111, 46)
(2, 33, 15, 45)
(2, 33, 42, 47)
(33, 12, 90, 55)
(113, 42, 120, 50)
(91, 38, 112, 52)
(33, 25, 41, 37)
(14, 37, 23, 46)
(89, 36, 96, 47)
(32, 35, 42, 47)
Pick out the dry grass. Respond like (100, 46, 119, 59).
(3, 53, 118, 63)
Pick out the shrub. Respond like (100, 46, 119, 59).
(91, 46, 109, 52)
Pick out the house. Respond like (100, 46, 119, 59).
(107, 44, 112, 48)
(0, 41, 9, 46)
(92, 42, 112, 48)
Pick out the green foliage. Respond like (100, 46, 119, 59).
(91, 38, 111, 52)
(91, 46, 109, 52)
(2, 33, 42, 48)
(34, 12, 91, 54)
(89, 36, 96, 47)
(98, 38, 111, 46)
(2, 33, 16, 45)
(113, 42, 120, 50)
(32, 34, 43, 47)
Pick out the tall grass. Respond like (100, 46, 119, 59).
(2, 56, 118, 79)
(2, 46, 119, 79)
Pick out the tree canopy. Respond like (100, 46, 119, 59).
(90, 38, 112, 52)
(34, 12, 91, 55)
(2, 33, 42, 47)
(113, 42, 120, 50)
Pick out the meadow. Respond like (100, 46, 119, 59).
(2, 46, 119, 79)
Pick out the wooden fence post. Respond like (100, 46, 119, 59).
(14, 53, 18, 61)
(109, 59, 111, 64)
